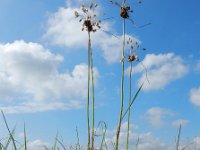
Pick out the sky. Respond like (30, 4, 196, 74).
(0, 0, 200, 149)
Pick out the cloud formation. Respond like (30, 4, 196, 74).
(128, 53, 188, 91)
(172, 119, 189, 127)
(27, 140, 50, 150)
(44, 6, 139, 63)
(0, 40, 99, 113)
(195, 61, 200, 72)
(190, 87, 200, 107)
(145, 107, 175, 127)
(104, 122, 200, 150)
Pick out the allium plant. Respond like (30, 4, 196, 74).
(74, 2, 101, 150)
(108, 0, 146, 150)
(75, 1, 147, 149)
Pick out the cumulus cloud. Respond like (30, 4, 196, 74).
(195, 61, 200, 72)
(128, 53, 188, 91)
(104, 122, 200, 150)
(0, 40, 99, 113)
(105, 122, 172, 150)
(43, 6, 139, 63)
(145, 107, 175, 127)
(190, 87, 200, 107)
(27, 140, 50, 150)
(172, 119, 189, 127)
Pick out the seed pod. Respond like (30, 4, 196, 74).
(90, 3, 93, 9)
(74, 11, 79, 18)
(135, 55, 139, 61)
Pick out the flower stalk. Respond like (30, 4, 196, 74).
(74, 3, 101, 149)
(115, 14, 126, 150)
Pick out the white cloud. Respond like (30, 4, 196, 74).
(172, 119, 189, 127)
(43, 6, 139, 63)
(105, 122, 172, 150)
(15, 135, 200, 150)
(27, 140, 50, 150)
(193, 137, 200, 147)
(145, 107, 175, 127)
(44, 7, 88, 49)
(190, 87, 200, 107)
(195, 61, 200, 71)
(0, 40, 99, 113)
(129, 53, 188, 91)
(104, 122, 200, 150)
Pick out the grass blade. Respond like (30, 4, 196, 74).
(122, 82, 144, 120)
(0, 143, 3, 150)
(98, 121, 107, 150)
(24, 123, 27, 150)
(53, 133, 58, 150)
(176, 124, 182, 150)
(1, 110, 17, 150)
(76, 127, 81, 150)
(136, 137, 140, 150)
(56, 138, 67, 150)
(5, 126, 16, 149)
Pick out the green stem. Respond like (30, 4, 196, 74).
(87, 31, 91, 150)
(115, 18, 126, 150)
(176, 124, 182, 150)
(126, 62, 132, 150)
(76, 127, 81, 150)
(91, 34, 95, 150)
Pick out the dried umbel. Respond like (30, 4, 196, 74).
(120, 6, 132, 19)
(109, 0, 133, 19)
(127, 37, 140, 62)
(74, 3, 101, 33)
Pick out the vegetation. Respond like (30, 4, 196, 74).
(0, 0, 198, 150)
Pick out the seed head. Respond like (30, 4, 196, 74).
(120, 6, 132, 19)
(74, 2, 101, 33)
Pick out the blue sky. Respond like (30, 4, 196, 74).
(0, 0, 200, 149)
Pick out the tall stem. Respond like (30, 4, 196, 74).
(115, 18, 126, 150)
(126, 62, 132, 150)
(87, 31, 91, 150)
(91, 34, 95, 150)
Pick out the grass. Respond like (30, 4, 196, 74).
(0, 111, 196, 150)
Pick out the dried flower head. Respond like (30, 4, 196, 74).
(127, 37, 140, 62)
(74, 2, 101, 33)
(109, 0, 133, 19)
(120, 6, 132, 19)
(128, 55, 135, 62)
(126, 37, 147, 62)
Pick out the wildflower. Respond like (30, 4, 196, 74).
(120, 6, 131, 19)
(127, 37, 142, 62)
(74, 2, 101, 33)
(128, 55, 135, 62)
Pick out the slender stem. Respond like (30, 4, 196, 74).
(91, 34, 95, 150)
(24, 123, 27, 150)
(115, 18, 126, 150)
(126, 62, 132, 150)
(76, 127, 81, 150)
(87, 31, 91, 150)
(176, 124, 182, 150)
